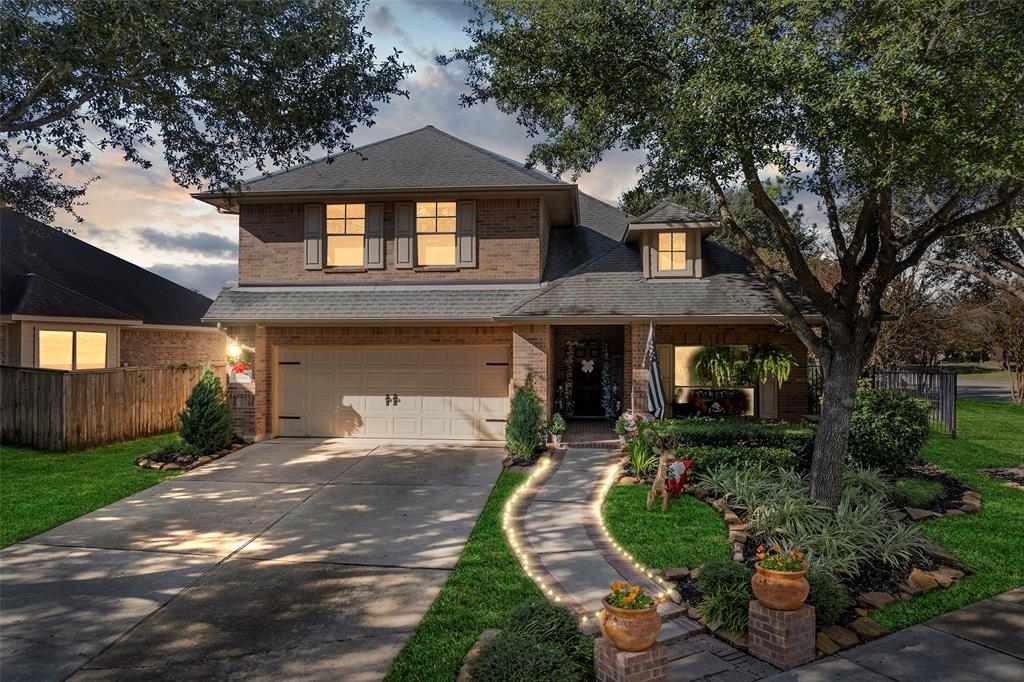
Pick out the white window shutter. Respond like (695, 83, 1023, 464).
(394, 202, 413, 269)
(457, 200, 477, 267)
(304, 204, 323, 269)
(364, 203, 384, 269)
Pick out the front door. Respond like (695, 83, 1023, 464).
(572, 343, 603, 417)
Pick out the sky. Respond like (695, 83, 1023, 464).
(47, 0, 646, 299)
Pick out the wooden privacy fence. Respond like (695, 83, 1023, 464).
(870, 366, 957, 437)
(1, 363, 228, 451)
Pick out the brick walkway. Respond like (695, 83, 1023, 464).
(515, 446, 779, 681)
(563, 419, 619, 447)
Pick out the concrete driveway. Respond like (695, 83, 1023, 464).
(1, 439, 503, 681)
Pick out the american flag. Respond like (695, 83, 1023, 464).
(644, 323, 666, 418)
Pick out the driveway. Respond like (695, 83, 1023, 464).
(958, 378, 1014, 402)
(1, 439, 503, 681)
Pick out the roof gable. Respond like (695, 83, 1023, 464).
(629, 200, 716, 225)
(1, 209, 214, 326)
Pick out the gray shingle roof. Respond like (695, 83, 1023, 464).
(630, 200, 716, 225)
(1, 208, 214, 326)
(203, 286, 533, 322)
(543, 193, 629, 280)
(219, 126, 569, 194)
(504, 241, 813, 319)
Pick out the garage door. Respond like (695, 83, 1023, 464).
(276, 345, 510, 440)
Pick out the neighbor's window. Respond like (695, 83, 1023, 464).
(657, 231, 687, 271)
(326, 203, 365, 267)
(38, 330, 107, 370)
(671, 345, 754, 417)
(416, 201, 457, 266)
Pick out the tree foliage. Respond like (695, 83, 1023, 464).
(0, 0, 412, 221)
(445, 0, 1024, 506)
(179, 367, 233, 455)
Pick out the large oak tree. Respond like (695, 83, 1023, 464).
(0, 0, 412, 221)
(445, 0, 1024, 506)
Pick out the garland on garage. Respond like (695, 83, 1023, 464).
(561, 339, 618, 420)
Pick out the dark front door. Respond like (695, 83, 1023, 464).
(572, 343, 603, 417)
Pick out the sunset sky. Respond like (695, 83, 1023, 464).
(48, 0, 646, 298)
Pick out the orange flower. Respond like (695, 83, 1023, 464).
(772, 546, 781, 553)
(757, 545, 764, 552)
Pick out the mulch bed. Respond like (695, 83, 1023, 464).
(904, 461, 970, 513)
(983, 465, 1024, 490)
(135, 440, 248, 471)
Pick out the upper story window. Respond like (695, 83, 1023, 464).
(326, 203, 365, 267)
(38, 329, 107, 370)
(416, 201, 457, 266)
(657, 231, 687, 271)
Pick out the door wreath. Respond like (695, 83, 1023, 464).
(561, 339, 618, 419)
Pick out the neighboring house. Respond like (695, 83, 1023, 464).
(1, 208, 225, 370)
(197, 126, 812, 442)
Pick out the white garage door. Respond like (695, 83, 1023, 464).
(276, 345, 510, 440)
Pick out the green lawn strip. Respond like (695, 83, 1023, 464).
(875, 401, 1024, 630)
(0, 433, 180, 548)
(603, 484, 731, 570)
(385, 471, 542, 681)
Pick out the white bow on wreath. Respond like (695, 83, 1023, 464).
(580, 359, 595, 374)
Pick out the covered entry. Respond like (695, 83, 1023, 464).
(275, 345, 510, 440)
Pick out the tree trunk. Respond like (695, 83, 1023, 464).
(809, 352, 862, 508)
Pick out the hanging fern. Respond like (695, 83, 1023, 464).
(691, 344, 740, 387)
(747, 342, 796, 385)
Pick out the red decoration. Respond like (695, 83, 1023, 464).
(664, 458, 693, 497)
(231, 363, 250, 374)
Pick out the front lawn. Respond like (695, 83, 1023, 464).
(0, 433, 180, 548)
(874, 400, 1024, 629)
(603, 485, 730, 569)
(385, 470, 542, 681)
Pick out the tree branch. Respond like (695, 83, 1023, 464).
(816, 153, 847, 257)
(926, 258, 1024, 301)
(0, 65, 63, 128)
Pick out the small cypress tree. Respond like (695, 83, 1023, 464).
(506, 373, 543, 462)
(179, 367, 233, 454)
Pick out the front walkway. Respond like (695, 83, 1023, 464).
(521, 447, 779, 680)
(1, 439, 503, 681)
(766, 586, 1024, 681)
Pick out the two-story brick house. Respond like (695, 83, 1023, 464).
(198, 126, 811, 442)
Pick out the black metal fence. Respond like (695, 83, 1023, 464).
(869, 367, 957, 437)
(804, 362, 957, 436)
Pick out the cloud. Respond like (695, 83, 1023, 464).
(138, 227, 237, 260)
(148, 262, 237, 298)
(409, 0, 477, 27)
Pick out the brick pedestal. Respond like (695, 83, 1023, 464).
(595, 638, 668, 682)
(747, 601, 815, 670)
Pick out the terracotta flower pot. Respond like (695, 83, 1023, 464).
(751, 563, 810, 611)
(597, 597, 662, 652)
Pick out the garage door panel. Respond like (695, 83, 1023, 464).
(275, 344, 510, 440)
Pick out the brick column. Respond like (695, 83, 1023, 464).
(748, 601, 815, 670)
(625, 323, 650, 414)
(253, 325, 271, 440)
(512, 324, 552, 416)
(595, 639, 668, 682)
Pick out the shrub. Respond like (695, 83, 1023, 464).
(681, 446, 796, 473)
(549, 412, 567, 436)
(506, 375, 544, 462)
(469, 633, 579, 682)
(653, 418, 816, 462)
(696, 560, 753, 631)
(807, 571, 852, 626)
(893, 478, 944, 506)
(178, 367, 232, 454)
(502, 601, 578, 647)
(149, 440, 200, 463)
(843, 466, 896, 500)
(626, 429, 658, 477)
(847, 389, 930, 475)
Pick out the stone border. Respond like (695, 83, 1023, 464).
(135, 441, 250, 471)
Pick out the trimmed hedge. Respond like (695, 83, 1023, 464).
(674, 445, 797, 473)
(653, 418, 816, 470)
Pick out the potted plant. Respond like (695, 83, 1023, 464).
(613, 418, 628, 444)
(751, 546, 810, 611)
(597, 582, 662, 652)
(548, 412, 566, 444)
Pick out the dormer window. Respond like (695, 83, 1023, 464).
(658, 232, 688, 271)
(416, 201, 458, 266)
(326, 203, 365, 267)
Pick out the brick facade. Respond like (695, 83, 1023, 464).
(512, 324, 553, 415)
(238, 197, 543, 285)
(119, 327, 227, 367)
(624, 323, 809, 421)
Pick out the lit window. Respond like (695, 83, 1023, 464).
(76, 332, 107, 369)
(39, 330, 73, 370)
(37, 330, 107, 370)
(416, 201, 457, 266)
(326, 203, 365, 267)
(672, 345, 754, 417)
(657, 232, 687, 271)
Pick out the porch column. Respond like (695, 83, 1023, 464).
(626, 323, 650, 414)
(253, 324, 271, 440)
(511, 324, 552, 417)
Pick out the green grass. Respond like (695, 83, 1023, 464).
(0, 433, 180, 548)
(893, 477, 944, 506)
(385, 471, 542, 681)
(875, 400, 1024, 630)
(603, 484, 731, 569)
